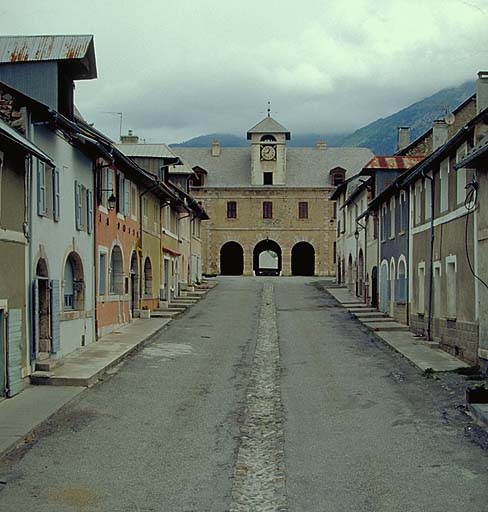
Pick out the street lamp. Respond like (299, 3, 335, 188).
(107, 194, 117, 211)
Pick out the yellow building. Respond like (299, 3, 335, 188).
(175, 116, 373, 276)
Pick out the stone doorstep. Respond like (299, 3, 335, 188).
(151, 310, 180, 318)
(354, 315, 392, 322)
(347, 308, 378, 313)
(361, 321, 410, 332)
(30, 319, 171, 387)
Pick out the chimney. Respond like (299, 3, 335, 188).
(477, 71, 488, 114)
(432, 120, 448, 150)
(397, 126, 410, 151)
(315, 140, 327, 150)
(120, 129, 139, 144)
(211, 139, 221, 157)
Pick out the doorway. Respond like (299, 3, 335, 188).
(220, 242, 244, 275)
(291, 242, 315, 276)
(34, 258, 51, 355)
(253, 239, 282, 276)
(130, 251, 139, 316)
(371, 266, 378, 308)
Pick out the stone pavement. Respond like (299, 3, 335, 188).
(326, 286, 470, 373)
(0, 280, 217, 460)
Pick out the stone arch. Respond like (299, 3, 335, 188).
(253, 239, 282, 276)
(130, 251, 139, 312)
(110, 244, 124, 295)
(144, 257, 153, 296)
(291, 241, 315, 276)
(220, 241, 244, 275)
(63, 251, 84, 310)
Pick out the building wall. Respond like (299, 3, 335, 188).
(192, 187, 335, 276)
(0, 146, 27, 388)
(31, 124, 95, 359)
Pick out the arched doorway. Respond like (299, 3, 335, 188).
(253, 239, 282, 276)
(144, 257, 153, 296)
(371, 266, 378, 308)
(291, 242, 315, 276)
(35, 258, 51, 355)
(348, 254, 353, 287)
(380, 262, 389, 313)
(130, 251, 139, 315)
(358, 249, 364, 297)
(63, 252, 84, 311)
(220, 242, 244, 275)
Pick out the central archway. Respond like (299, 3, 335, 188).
(291, 241, 315, 276)
(220, 241, 244, 275)
(253, 239, 282, 276)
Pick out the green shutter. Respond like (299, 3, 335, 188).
(7, 309, 23, 397)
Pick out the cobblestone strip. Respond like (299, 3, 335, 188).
(230, 282, 288, 512)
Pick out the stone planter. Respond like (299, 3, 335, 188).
(140, 309, 151, 319)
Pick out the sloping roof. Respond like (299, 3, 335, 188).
(246, 116, 291, 140)
(0, 35, 97, 79)
(116, 143, 176, 159)
(363, 156, 424, 170)
(455, 135, 488, 169)
(174, 146, 373, 188)
(0, 117, 54, 165)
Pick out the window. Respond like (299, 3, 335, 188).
(144, 257, 153, 296)
(446, 256, 457, 319)
(64, 257, 74, 310)
(418, 263, 425, 314)
(415, 181, 422, 225)
(37, 160, 47, 216)
(456, 143, 468, 205)
(433, 262, 441, 318)
(110, 245, 124, 295)
(87, 189, 93, 234)
(333, 241, 337, 264)
(263, 172, 273, 185)
(261, 134, 276, 141)
(380, 204, 387, 241)
(397, 258, 407, 303)
(424, 175, 432, 220)
(227, 201, 237, 219)
(153, 203, 159, 232)
(75, 180, 82, 230)
(389, 197, 395, 238)
(263, 201, 273, 219)
(53, 168, 60, 221)
(143, 197, 148, 227)
(124, 179, 130, 216)
(299, 202, 308, 219)
(131, 185, 137, 218)
(440, 157, 449, 213)
(63, 252, 84, 310)
(99, 252, 107, 295)
(332, 202, 337, 219)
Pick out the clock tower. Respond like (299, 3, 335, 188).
(247, 114, 290, 186)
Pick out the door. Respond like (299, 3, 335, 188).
(164, 259, 170, 301)
(371, 267, 378, 308)
(0, 310, 5, 397)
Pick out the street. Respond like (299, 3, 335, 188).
(1, 277, 487, 511)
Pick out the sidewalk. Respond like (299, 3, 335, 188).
(0, 280, 217, 459)
(325, 285, 470, 373)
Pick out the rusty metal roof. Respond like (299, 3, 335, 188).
(0, 35, 97, 79)
(363, 156, 424, 170)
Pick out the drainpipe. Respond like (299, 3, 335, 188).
(423, 171, 435, 341)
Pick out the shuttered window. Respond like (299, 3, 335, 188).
(263, 201, 273, 219)
(87, 189, 93, 234)
(227, 201, 237, 219)
(37, 160, 46, 216)
(74, 180, 82, 230)
(298, 202, 308, 219)
(124, 179, 130, 216)
(53, 168, 60, 221)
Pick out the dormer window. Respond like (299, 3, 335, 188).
(261, 134, 276, 142)
(330, 167, 346, 186)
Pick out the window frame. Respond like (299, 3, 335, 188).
(263, 201, 273, 219)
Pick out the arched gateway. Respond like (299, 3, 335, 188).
(291, 242, 315, 276)
(253, 239, 282, 276)
(220, 242, 244, 275)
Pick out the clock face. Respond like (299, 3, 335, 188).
(261, 145, 276, 161)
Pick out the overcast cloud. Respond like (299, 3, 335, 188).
(1, 0, 487, 143)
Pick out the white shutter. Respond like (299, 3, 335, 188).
(53, 168, 60, 221)
(7, 309, 23, 397)
(75, 180, 81, 230)
(87, 189, 93, 234)
(37, 160, 46, 216)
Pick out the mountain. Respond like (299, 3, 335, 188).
(339, 80, 476, 154)
(171, 80, 476, 154)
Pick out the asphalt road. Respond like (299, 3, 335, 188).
(1, 277, 487, 511)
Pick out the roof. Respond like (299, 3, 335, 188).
(455, 135, 488, 169)
(246, 116, 291, 140)
(363, 156, 424, 170)
(116, 143, 176, 159)
(0, 35, 97, 79)
(174, 147, 373, 189)
(0, 117, 54, 165)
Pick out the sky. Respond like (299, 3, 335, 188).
(1, 0, 487, 143)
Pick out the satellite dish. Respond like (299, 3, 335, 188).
(445, 112, 455, 125)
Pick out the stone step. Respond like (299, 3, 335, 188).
(167, 304, 187, 311)
(152, 310, 181, 318)
(35, 358, 63, 372)
(362, 320, 410, 332)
